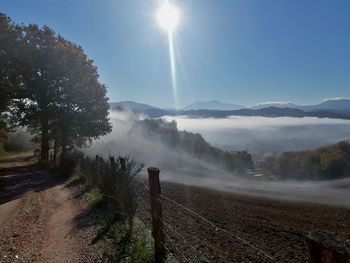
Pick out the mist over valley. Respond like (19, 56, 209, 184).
(84, 109, 350, 208)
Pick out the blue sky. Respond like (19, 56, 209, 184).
(1, 0, 350, 108)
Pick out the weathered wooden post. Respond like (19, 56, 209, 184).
(307, 231, 350, 263)
(148, 167, 166, 263)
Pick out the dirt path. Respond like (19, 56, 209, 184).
(0, 156, 103, 263)
(37, 185, 83, 263)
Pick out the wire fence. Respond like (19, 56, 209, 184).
(135, 179, 278, 263)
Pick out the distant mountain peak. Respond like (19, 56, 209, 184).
(253, 98, 350, 111)
(321, 97, 349, 102)
(109, 101, 157, 112)
(254, 101, 298, 109)
(183, 100, 244, 111)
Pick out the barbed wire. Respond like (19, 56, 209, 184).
(162, 226, 193, 263)
(135, 179, 150, 192)
(161, 242, 177, 262)
(134, 178, 277, 262)
(160, 194, 278, 263)
(161, 218, 211, 263)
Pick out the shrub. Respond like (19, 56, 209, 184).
(3, 131, 35, 152)
(79, 155, 144, 237)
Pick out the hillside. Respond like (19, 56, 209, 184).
(260, 141, 350, 180)
(144, 107, 350, 119)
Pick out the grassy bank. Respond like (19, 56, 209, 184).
(68, 156, 177, 263)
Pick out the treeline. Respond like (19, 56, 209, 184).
(0, 13, 111, 164)
(259, 141, 350, 180)
(133, 118, 253, 173)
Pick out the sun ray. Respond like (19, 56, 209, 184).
(168, 32, 178, 108)
(156, 1, 180, 109)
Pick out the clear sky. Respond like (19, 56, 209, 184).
(1, 0, 350, 108)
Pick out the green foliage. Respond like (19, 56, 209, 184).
(260, 141, 350, 180)
(78, 154, 149, 262)
(98, 217, 154, 263)
(85, 187, 104, 207)
(79, 155, 144, 236)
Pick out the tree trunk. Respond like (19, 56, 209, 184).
(53, 136, 58, 166)
(40, 118, 49, 163)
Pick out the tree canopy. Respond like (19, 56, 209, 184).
(0, 13, 112, 163)
(259, 141, 350, 180)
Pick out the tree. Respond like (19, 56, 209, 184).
(14, 24, 61, 162)
(223, 150, 253, 173)
(0, 13, 24, 136)
(51, 37, 112, 163)
(0, 13, 112, 163)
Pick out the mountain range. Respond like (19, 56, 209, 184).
(110, 99, 350, 119)
(183, 100, 243, 110)
(252, 99, 350, 111)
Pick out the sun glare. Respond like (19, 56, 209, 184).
(156, 1, 179, 32)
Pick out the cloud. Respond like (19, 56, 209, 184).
(321, 97, 349, 102)
(163, 115, 350, 154)
(256, 101, 293, 106)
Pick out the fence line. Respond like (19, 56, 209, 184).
(161, 218, 211, 262)
(159, 193, 278, 263)
(161, 227, 193, 263)
(135, 178, 277, 262)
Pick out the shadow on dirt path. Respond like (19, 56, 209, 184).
(0, 154, 104, 263)
(0, 156, 63, 205)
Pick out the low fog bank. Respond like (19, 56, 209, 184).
(84, 111, 350, 208)
(162, 173, 350, 208)
(84, 110, 233, 185)
(163, 116, 350, 155)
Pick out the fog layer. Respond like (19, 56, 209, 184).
(163, 115, 350, 155)
(84, 111, 350, 208)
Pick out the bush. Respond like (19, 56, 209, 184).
(85, 187, 104, 207)
(78, 154, 146, 261)
(60, 150, 84, 177)
(79, 155, 144, 237)
(3, 131, 35, 152)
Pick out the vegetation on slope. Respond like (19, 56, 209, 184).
(133, 118, 254, 173)
(260, 141, 350, 180)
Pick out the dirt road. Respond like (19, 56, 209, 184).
(0, 156, 103, 263)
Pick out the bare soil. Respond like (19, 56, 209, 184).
(0, 156, 104, 263)
(138, 181, 350, 263)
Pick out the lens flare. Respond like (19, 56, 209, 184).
(156, 1, 179, 33)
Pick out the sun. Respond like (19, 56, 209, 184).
(156, 1, 179, 33)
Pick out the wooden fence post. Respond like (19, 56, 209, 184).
(148, 167, 166, 263)
(307, 231, 350, 263)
